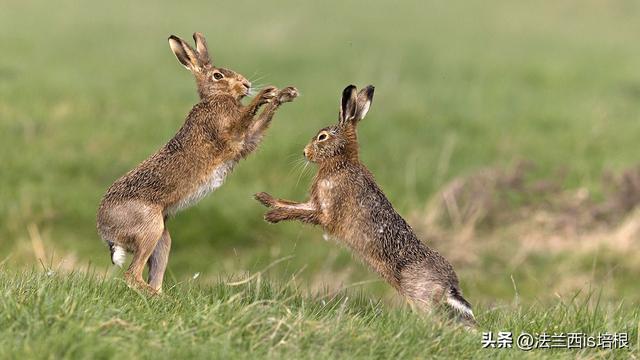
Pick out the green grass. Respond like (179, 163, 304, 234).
(1, 269, 637, 359)
(1, 0, 640, 358)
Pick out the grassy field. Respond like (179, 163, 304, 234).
(1, 0, 640, 358)
(1, 269, 637, 359)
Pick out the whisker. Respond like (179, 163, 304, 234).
(287, 157, 306, 178)
(252, 83, 268, 91)
(287, 159, 301, 168)
(286, 152, 303, 163)
(250, 73, 269, 84)
(248, 71, 266, 83)
(248, 83, 270, 97)
(285, 155, 302, 172)
(295, 161, 310, 188)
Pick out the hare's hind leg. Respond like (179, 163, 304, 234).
(147, 228, 171, 292)
(124, 214, 164, 294)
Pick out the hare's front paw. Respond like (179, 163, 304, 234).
(264, 208, 287, 223)
(258, 86, 278, 104)
(254, 192, 276, 208)
(277, 86, 299, 104)
(256, 86, 279, 105)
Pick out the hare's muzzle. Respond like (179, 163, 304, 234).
(242, 81, 251, 94)
(303, 146, 312, 161)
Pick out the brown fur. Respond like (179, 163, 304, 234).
(255, 85, 475, 325)
(97, 32, 298, 294)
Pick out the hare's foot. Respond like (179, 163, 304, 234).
(254, 192, 277, 208)
(125, 271, 159, 296)
(277, 86, 298, 104)
(264, 206, 320, 225)
(256, 86, 279, 105)
(264, 208, 288, 223)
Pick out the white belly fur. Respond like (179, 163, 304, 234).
(167, 160, 236, 215)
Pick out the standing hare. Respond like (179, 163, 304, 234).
(255, 85, 475, 325)
(97, 32, 298, 294)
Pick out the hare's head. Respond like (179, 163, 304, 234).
(304, 85, 374, 163)
(169, 33, 251, 100)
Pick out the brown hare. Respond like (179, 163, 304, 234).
(255, 85, 475, 325)
(97, 32, 298, 294)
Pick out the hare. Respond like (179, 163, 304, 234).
(255, 85, 475, 325)
(97, 32, 298, 294)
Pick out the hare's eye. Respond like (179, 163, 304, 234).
(317, 133, 328, 141)
(213, 72, 224, 80)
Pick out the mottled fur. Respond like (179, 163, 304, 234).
(97, 32, 298, 294)
(255, 85, 475, 326)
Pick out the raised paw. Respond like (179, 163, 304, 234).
(264, 208, 287, 223)
(254, 192, 276, 208)
(256, 86, 279, 105)
(277, 86, 299, 104)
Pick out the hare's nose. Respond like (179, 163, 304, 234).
(242, 81, 251, 90)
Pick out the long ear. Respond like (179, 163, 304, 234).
(338, 85, 357, 126)
(354, 85, 375, 122)
(168, 35, 201, 71)
(192, 32, 212, 65)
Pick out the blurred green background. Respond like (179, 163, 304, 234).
(1, 0, 640, 306)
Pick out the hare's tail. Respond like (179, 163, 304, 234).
(446, 287, 476, 326)
(107, 240, 126, 267)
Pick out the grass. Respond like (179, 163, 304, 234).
(1, 0, 640, 358)
(1, 268, 637, 359)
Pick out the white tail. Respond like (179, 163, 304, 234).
(446, 295, 475, 319)
(446, 287, 476, 327)
(111, 245, 126, 267)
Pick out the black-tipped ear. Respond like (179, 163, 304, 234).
(192, 32, 211, 65)
(338, 85, 358, 126)
(168, 35, 201, 71)
(354, 85, 374, 121)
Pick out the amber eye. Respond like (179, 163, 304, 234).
(317, 132, 328, 141)
(213, 72, 224, 80)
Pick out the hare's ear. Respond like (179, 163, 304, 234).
(168, 35, 201, 71)
(338, 85, 358, 126)
(192, 32, 212, 65)
(354, 85, 375, 122)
